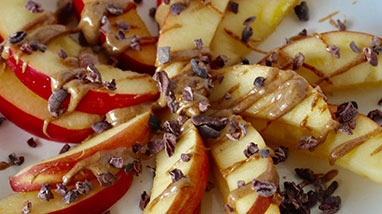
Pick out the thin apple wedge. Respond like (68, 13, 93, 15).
(156, 0, 229, 67)
(9, 110, 152, 192)
(210, 0, 299, 66)
(248, 104, 382, 183)
(0, 171, 133, 214)
(204, 114, 280, 213)
(143, 119, 209, 214)
(208, 64, 338, 142)
(258, 31, 382, 92)
(0, 63, 102, 143)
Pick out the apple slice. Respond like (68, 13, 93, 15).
(0, 0, 159, 115)
(143, 119, 209, 213)
(205, 114, 280, 213)
(248, 105, 382, 183)
(74, 0, 157, 74)
(208, 64, 337, 142)
(258, 31, 382, 92)
(0, 171, 133, 214)
(156, 0, 229, 67)
(9, 110, 152, 192)
(209, 0, 299, 66)
(0, 63, 102, 143)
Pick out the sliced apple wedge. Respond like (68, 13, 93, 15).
(143, 120, 209, 214)
(0, 171, 133, 214)
(9, 110, 152, 192)
(210, 0, 299, 66)
(258, 31, 382, 92)
(248, 105, 382, 183)
(0, 63, 102, 143)
(208, 64, 337, 142)
(205, 114, 280, 213)
(74, 0, 157, 74)
(156, 0, 229, 67)
(0, 0, 159, 115)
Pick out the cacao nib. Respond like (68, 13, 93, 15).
(243, 16, 256, 26)
(363, 47, 378, 66)
(26, 137, 37, 148)
(149, 7, 156, 18)
(337, 19, 346, 31)
(194, 38, 203, 50)
(147, 138, 165, 154)
(213, 55, 228, 68)
(349, 41, 361, 53)
(293, 52, 305, 70)
(182, 86, 194, 102)
(259, 149, 270, 158)
(8, 153, 24, 166)
(243, 142, 259, 158)
(153, 70, 173, 96)
(170, 3, 185, 16)
(169, 168, 184, 182)
(191, 58, 209, 78)
(191, 116, 228, 130)
(133, 143, 143, 154)
(327, 45, 340, 58)
(58, 49, 68, 58)
(205, 181, 215, 192)
(371, 36, 382, 53)
(0, 117, 6, 125)
(298, 136, 320, 151)
(38, 184, 54, 201)
(335, 101, 358, 123)
(149, 113, 162, 132)
(224, 204, 234, 213)
(117, 21, 130, 32)
(181, 153, 191, 162)
(139, 191, 150, 210)
(295, 168, 316, 183)
(294, 1, 309, 21)
(226, 117, 246, 141)
(48, 89, 68, 117)
(86, 64, 102, 83)
(97, 172, 117, 187)
(199, 100, 210, 112)
(63, 189, 79, 204)
(109, 156, 124, 168)
(198, 124, 221, 139)
(318, 195, 341, 214)
(252, 179, 277, 197)
(106, 4, 123, 16)
(103, 79, 117, 91)
(124, 159, 142, 176)
(157, 46, 171, 64)
(241, 57, 250, 64)
(92, 121, 112, 133)
(75, 180, 93, 195)
(55, 183, 68, 197)
(130, 35, 141, 51)
(237, 180, 245, 188)
(367, 109, 382, 125)
(241, 25, 253, 43)
(59, 144, 71, 154)
(272, 146, 288, 164)
(25, 0, 43, 13)
(254, 76, 266, 87)
(8, 31, 27, 44)
(228, 1, 239, 14)
(20, 43, 34, 55)
(164, 132, 178, 157)
(22, 200, 32, 214)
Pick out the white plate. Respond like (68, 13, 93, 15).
(1, 0, 382, 213)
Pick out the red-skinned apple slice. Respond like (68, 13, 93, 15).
(73, 0, 157, 74)
(0, 0, 159, 115)
(0, 171, 133, 214)
(143, 119, 210, 214)
(9, 110, 152, 192)
(0, 64, 102, 143)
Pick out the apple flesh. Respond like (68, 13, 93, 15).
(143, 120, 210, 214)
(0, 171, 133, 214)
(258, 31, 382, 93)
(209, 0, 299, 66)
(205, 114, 280, 213)
(9, 110, 152, 192)
(0, 63, 102, 143)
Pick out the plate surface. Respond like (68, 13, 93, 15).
(1, 0, 382, 213)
